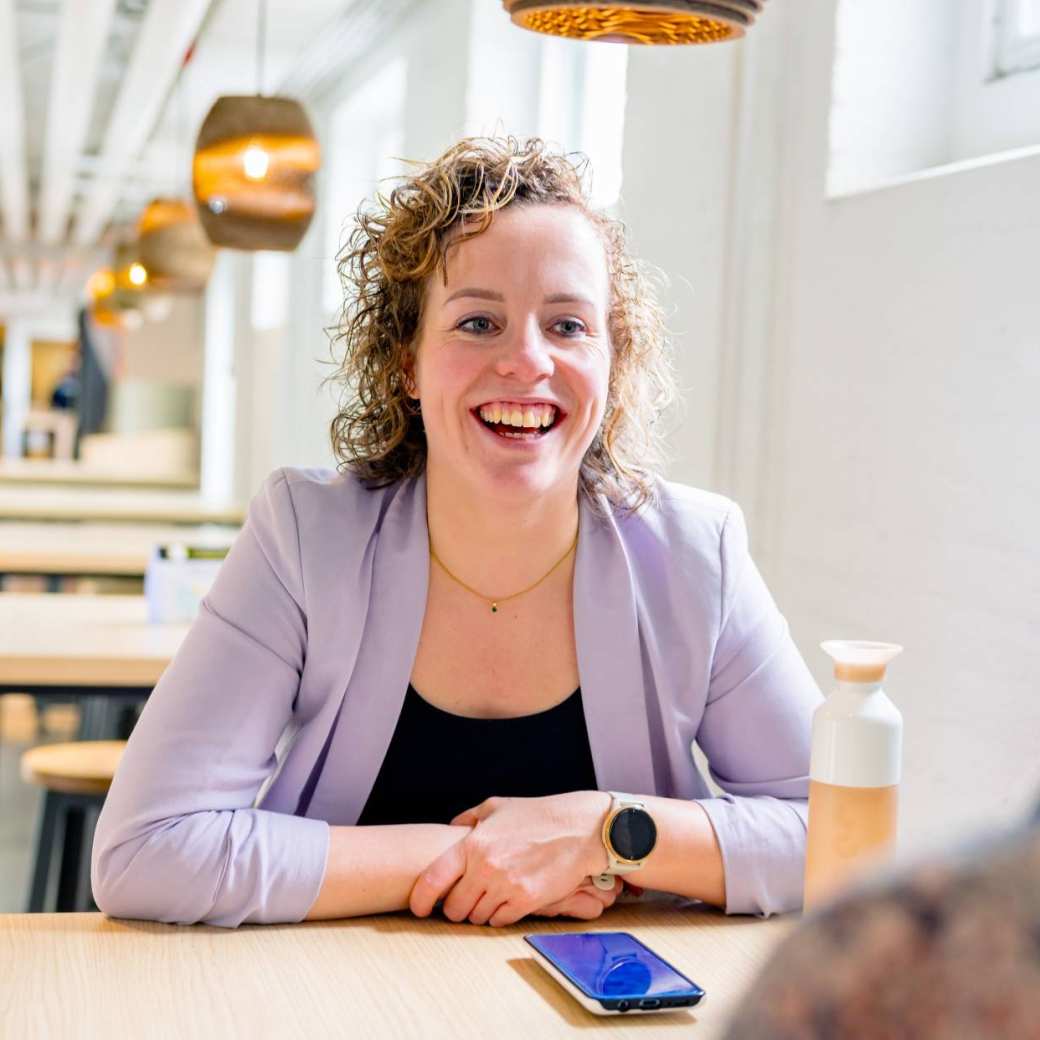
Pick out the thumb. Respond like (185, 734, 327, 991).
(409, 840, 466, 918)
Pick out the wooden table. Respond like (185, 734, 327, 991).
(0, 594, 187, 738)
(0, 520, 238, 579)
(0, 485, 244, 525)
(0, 903, 792, 1038)
(0, 458, 199, 490)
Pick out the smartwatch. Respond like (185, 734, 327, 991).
(592, 792, 658, 891)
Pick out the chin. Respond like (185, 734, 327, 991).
(471, 460, 573, 500)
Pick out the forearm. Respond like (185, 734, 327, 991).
(306, 823, 471, 920)
(601, 796, 726, 908)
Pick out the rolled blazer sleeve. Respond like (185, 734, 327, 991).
(695, 502, 823, 917)
(91, 470, 330, 927)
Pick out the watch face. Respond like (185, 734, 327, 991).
(609, 807, 657, 862)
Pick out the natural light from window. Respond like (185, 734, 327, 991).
(995, 0, 1040, 76)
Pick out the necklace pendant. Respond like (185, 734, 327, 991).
(491, 602, 498, 613)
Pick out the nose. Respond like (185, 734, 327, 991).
(493, 318, 555, 381)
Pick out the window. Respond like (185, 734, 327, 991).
(322, 59, 407, 315)
(994, 0, 1040, 77)
(538, 38, 628, 211)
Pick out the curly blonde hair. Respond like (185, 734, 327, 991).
(328, 135, 677, 515)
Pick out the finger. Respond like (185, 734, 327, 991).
(553, 892, 607, 921)
(467, 890, 508, 926)
(577, 877, 622, 907)
(488, 901, 529, 928)
(409, 841, 466, 918)
(450, 797, 499, 827)
(440, 874, 489, 924)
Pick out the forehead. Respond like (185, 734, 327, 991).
(432, 204, 609, 302)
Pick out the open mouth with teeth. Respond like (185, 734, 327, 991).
(472, 401, 563, 441)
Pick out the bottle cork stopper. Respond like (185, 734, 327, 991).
(821, 640, 903, 682)
(833, 661, 887, 682)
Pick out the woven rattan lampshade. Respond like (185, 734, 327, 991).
(137, 198, 216, 292)
(192, 95, 320, 251)
(502, 0, 766, 44)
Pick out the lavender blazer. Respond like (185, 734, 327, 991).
(92, 467, 823, 927)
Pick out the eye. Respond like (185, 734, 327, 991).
(552, 318, 587, 337)
(457, 315, 497, 334)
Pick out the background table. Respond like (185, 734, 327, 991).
(0, 902, 793, 1038)
(0, 458, 199, 490)
(0, 594, 187, 738)
(0, 520, 237, 580)
(0, 485, 243, 525)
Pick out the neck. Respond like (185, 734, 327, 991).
(424, 462, 580, 598)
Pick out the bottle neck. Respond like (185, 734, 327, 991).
(834, 678, 883, 694)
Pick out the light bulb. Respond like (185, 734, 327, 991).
(128, 262, 148, 287)
(242, 144, 270, 181)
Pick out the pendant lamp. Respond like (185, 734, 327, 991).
(137, 197, 216, 292)
(111, 240, 150, 311)
(192, 0, 319, 251)
(193, 95, 319, 250)
(502, 0, 767, 44)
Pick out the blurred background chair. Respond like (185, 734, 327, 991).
(21, 741, 125, 913)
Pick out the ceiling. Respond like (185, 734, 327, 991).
(0, 0, 419, 314)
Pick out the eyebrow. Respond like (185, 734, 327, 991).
(443, 287, 595, 307)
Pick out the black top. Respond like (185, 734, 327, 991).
(356, 683, 599, 826)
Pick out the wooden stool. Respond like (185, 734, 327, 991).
(20, 741, 125, 912)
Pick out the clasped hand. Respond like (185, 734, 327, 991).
(409, 791, 617, 927)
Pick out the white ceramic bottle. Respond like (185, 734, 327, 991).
(803, 640, 903, 910)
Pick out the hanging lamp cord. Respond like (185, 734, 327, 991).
(256, 0, 267, 96)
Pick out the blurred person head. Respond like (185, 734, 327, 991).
(724, 814, 1040, 1039)
(328, 135, 677, 515)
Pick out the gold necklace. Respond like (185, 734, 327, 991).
(429, 527, 579, 614)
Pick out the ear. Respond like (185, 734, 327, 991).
(401, 353, 419, 399)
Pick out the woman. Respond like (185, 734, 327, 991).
(92, 136, 822, 928)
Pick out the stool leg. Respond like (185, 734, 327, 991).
(56, 801, 85, 912)
(77, 802, 101, 912)
(79, 698, 123, 741)
(27, 792, 61, 912)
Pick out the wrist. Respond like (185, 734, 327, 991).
(577, 790, 611, 876)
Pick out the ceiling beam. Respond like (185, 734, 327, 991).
(38, 0, 119, 245)
(0, 0, 30, 242)
(73, 0, 212, 247)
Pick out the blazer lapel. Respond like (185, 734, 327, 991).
(304, 473, 430, 825)
(574, 495, 657, 796)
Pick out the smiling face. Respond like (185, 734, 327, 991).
(408, 203, 612, 504)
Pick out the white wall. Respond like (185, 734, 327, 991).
(755, 0, 1040, 854)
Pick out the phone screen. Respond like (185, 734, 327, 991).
(525, 932, 705, 1001)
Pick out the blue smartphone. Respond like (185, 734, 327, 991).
(524, 931, 706, 1015)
